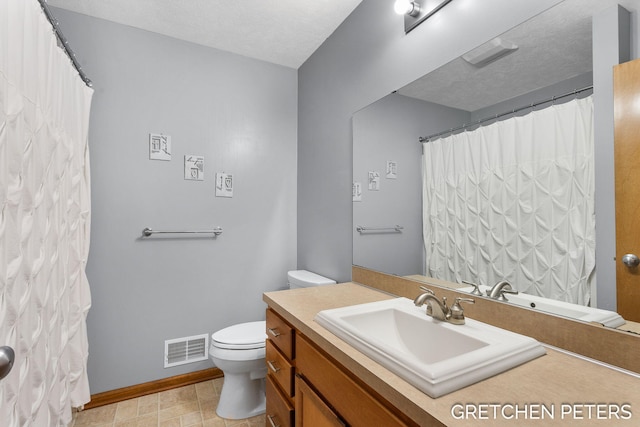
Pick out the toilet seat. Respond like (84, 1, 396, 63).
(211, 320, 266, 350)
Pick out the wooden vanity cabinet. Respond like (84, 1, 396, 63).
(295, 334, 412, 427)
(266, 375, 295, 427)
(266, 340, 294, 397)
(295, 375, 346, 427)
(266, 309, 296, 427)
(266, 309, 295, 360)
(265, 307, 415, 427)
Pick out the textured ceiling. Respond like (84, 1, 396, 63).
(47, 0, 363, 69)
(48, 0, 638, 108)
(398, 0, 639, 112)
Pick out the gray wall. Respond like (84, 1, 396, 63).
(352, 94, 469, 275)
(299, 0, 640, 313)
(298, 0, 564, 283)
(52, 0, 640, 395)
(53, 9, 298, 393)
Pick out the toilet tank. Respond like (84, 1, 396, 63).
(287, 270, 336, 289)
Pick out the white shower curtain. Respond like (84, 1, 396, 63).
(0, 1, 93, 425)
(423, 96, 594, 305)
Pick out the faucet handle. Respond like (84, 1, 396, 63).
(461, 280, 483, 296)
(413, 286, 434, 305)
(419, 286, 435, 294)
(448, 297, 475, 325)
(496, 287, 518, 301)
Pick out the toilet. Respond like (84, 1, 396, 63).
(287, 269, 336, 290)
(209, 270, 335, 419)
(209, 321, 268, 419)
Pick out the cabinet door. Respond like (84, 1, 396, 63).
(296, 335, 411, 427)
(295, 375, 346, 427)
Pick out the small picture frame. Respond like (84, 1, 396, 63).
(216, 173, 234, 198)
(353, 182, 362, 202)
(386, 161, 397, 179)
(184, 155, 204, 181)
(368, 171, 380, 191)
(149, 133, 171, 161)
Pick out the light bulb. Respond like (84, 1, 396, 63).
(394, 0, 420, 16)
(394, 0, 412, 15)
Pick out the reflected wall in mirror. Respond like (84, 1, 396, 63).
(353, 94, 468, 276)
(352, 0, 640, 332)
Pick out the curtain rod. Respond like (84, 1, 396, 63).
(419, 85, 593, 143)
(37, 0, 92, 87)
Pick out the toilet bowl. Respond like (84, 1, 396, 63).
(209, 321, 267, 419)
(210, 270, 335, 420)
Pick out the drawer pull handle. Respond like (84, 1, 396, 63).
(268, 328, 281, 337)
(267, 360, 280, 373)
(267, 414, 281, 427)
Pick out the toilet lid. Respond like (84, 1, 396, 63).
(212, 320, 266, 350)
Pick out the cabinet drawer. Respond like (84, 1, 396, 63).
(296, 334, 410, 427)
(266, 339, 295, 397)
(266, 375, 294, 427)
(266, 309, 295, 359)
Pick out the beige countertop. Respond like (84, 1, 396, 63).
(263, 282, 640, 427)
(619, 321, 640, 334)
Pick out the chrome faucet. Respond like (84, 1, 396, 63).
(486, 280, 518, 301)
(413, 286, 435, 316)
(414, 287, 475, 324)
(420, 294, 450, 321)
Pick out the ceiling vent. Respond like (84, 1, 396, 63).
(164, 334, 209, 368)
(462, 37, 519, 68)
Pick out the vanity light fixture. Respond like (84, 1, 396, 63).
(394, 0, 421, 17)
(395, 0, 453, 33)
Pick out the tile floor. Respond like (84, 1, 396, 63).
(71, 378, 265, 427)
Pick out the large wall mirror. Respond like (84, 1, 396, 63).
(353, 0, 639, 333)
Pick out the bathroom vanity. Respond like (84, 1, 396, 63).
(265, 287, 416, 427)
(264, 282, 640, 427)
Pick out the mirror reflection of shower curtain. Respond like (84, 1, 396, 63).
(422, 96, 594, 305)
(0, 1, 93, 425)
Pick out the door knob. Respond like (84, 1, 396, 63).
(0, 346, 15, 380)
(622, 253, 640, 268)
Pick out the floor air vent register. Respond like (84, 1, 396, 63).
(164, 334, 209, 368)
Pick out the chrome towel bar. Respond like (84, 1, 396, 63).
(142, 227, 223, 237)
(356, 225, 403, 233)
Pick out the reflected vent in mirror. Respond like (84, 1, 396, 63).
(164, 334, 209, 368)
(462, 37, 519, 68)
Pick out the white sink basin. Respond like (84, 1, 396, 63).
(460, 285, 625, 328)
(314, 297, 545, 398)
